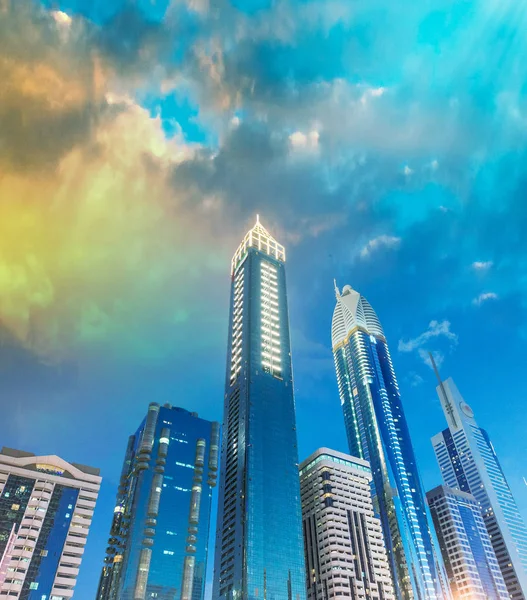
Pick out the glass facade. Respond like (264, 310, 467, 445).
(213, 218, 306, 600)
(97, 404, 219, 600)
(0, 448, 101, 600)
(426, 485, 508, 599)
(331, 285, 449, 600)
(432, 378, 527, 600)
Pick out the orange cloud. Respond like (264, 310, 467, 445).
(0, 2, 230, 365)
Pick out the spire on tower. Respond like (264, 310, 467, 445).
(334, 279, 340, 297)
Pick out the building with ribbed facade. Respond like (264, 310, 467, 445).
(331, 284, 450, 600)
(432, 376, 527, 600)
(300, 448, 395, 600)
(212, 217, 306, 600)
(96, 404, 219, 600)
(426, 485, 508, 599)
(0, 447, 101, 600)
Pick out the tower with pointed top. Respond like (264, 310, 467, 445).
(331, 284, 450, 600)
(432, 376, 527, 599)
(213, 218, 306, 600)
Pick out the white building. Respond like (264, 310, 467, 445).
(431, 377, 527, 600)
(299, 448, 395, 600)
(0, 447, 101, 600)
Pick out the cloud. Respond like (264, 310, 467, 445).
(473, 292, 498, 305)
(407, 372, 425, 387)
(360, 235, 401, 258)
(397, 321, 458, 358)
(418, 348, 444, 369)
(289, 130, 320, 151)
(0, 49, 229, 367)
(472, 260, 493, 270)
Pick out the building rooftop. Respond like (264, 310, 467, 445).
(231, 215, 285, 275)
(299, 447, 371, 477)
(332, 283, 385, 349)
(0, 447, 101, 479)
(426, 484, 477, 503)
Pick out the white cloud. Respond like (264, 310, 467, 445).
(51, 10, 72, 26)
(408, 372, 424, 387)
(403, 165, 414, 176)
(360, 235, 401, 258)
(289, 130, 319, 150)
(419, 348, 444, 369)
(472, 260, 493, 270)
(398, 320, 458, 359)
(472, 292, 498, 305)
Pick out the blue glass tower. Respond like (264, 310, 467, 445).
(331, 284, 449, 600)
(432, 376, 527, 600)
(97, 404, 219, 600)
(212, 217, 306, 600)
(427, 485, 509, 599)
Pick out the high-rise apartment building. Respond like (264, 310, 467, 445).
(427, 485, 508, 599)
(331, 284, 449, 600)
(299, 448, 395, 600)
(96, 404, 219, 600)
(431, 375, 527, 600)
(212, 217, 306, 600)
(0, 447, 101, 600)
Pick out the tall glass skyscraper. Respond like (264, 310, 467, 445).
(331, 284, 449, 600)
(212, 217, 306, 600)
(96, 403, 219, 600)
(431, 376, 527, 600)
(426, 485, 508, 599)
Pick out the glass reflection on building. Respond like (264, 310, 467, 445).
(212, 217, 306, 600)
(96, 404, 219, 600)
(427, 485, 508, 599)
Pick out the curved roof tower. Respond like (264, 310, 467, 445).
(331, 283, 384, 349)
(330, 282, 451, 600)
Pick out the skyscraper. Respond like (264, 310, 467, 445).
(212, 217, 306, 600)
(426, 485, 508, 599)
(0, 447, 101, 600)
(431, 375, 527, 600)
(331, 284, 449, 600)
(97, 403, 219, 600)
(300, 448, 395, 600)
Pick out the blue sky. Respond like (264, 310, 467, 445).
(1, 0, 527, 598)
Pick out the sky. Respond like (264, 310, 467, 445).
(1, 0, 527, 598)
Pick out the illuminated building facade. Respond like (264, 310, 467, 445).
(426, 485, 508, 599)
(0, 447, 101, 600)
(212, 217, 306, 600)
(96, 404, 219, 600)
(331, 284, 449, 600)
(432, 376, 527, 600)
(300, 448, 395, 600)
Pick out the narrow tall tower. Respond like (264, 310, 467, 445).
(431, 376, 527, 600)
(213, 217, 306, 600)
(331, 284, 449, 600)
